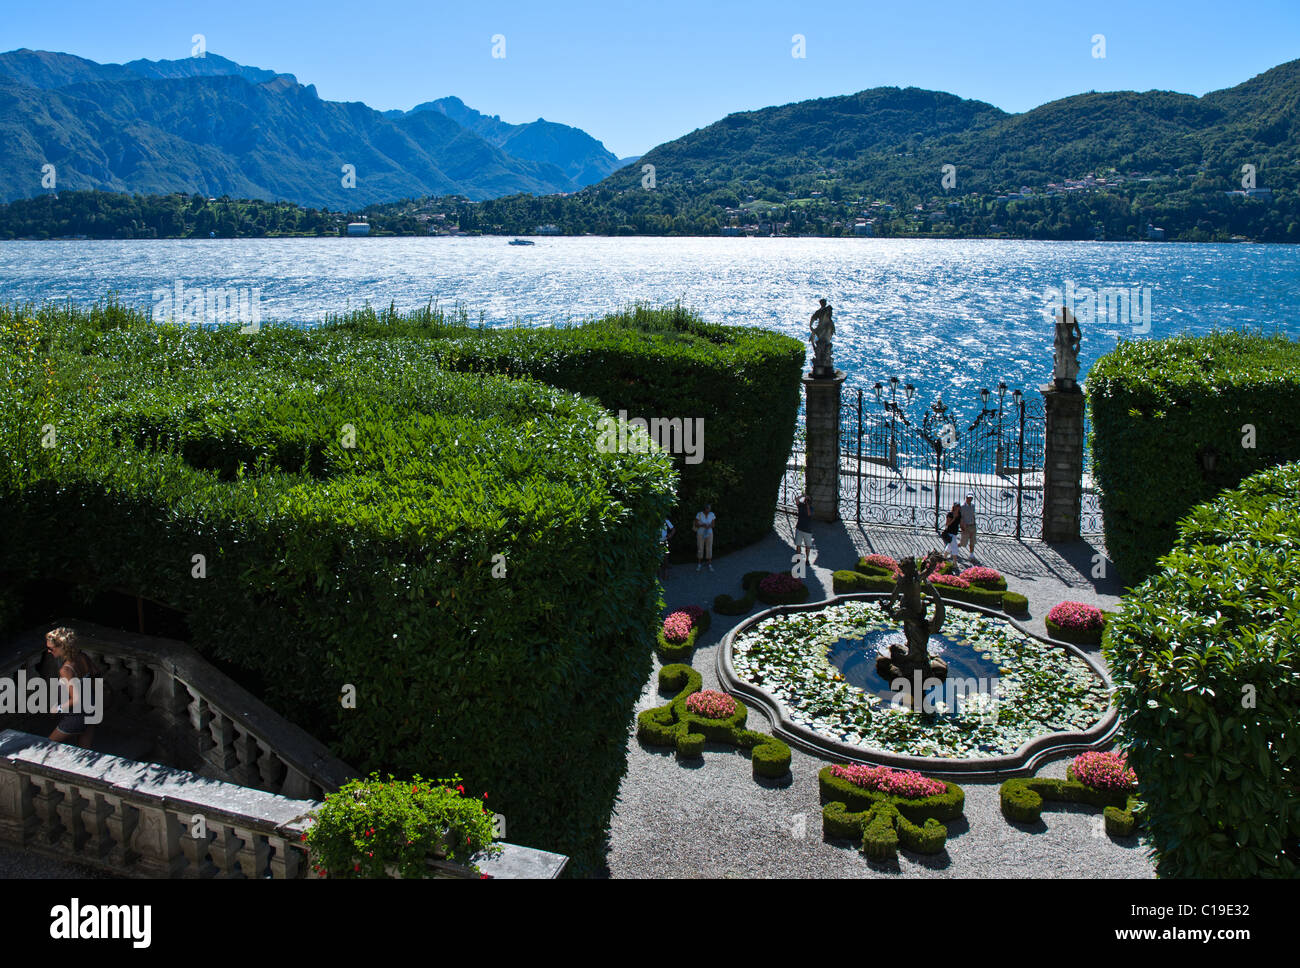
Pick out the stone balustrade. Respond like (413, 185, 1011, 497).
(0, 728, 314, 878)
(0, 622, 569, 878)
(0, 620, 355, 800)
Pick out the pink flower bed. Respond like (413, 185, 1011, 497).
(759, 572, 804, 596)
(661, 606, 707, 644)
(830, 763, 947, 799)
(960, 565, 1004, 588)
(685, 690, 738, 720)
(929, 573, 970, 589)
(860, 554, 902, 577)
(1072, 751, 1137, 791)
(1047, 601, 1104, 631)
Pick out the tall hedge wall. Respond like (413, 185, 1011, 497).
(326, 304, 805, 556)
(1089, 331, 1300, 583)
(1105, 462, 1300, 878)
(0, 302, 678, 875)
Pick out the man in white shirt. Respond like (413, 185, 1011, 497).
(694, 504, 716, 572)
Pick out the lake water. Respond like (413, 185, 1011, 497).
(4, 236, 1297, 423)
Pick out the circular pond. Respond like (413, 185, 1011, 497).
(718, 595, 1117, 775)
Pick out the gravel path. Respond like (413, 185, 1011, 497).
(605, 513, 1153, 878)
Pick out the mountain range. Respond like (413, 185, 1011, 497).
(0, 48, 632, 206)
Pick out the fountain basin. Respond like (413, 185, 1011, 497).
(718, 594, 1118, 777)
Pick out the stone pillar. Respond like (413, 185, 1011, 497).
(803, 370, 846, 523)
(1041, 385, 1086, 542)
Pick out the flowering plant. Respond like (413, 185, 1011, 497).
(759, 572, 803, 596)
(1047, 601, 1104, 631)
(929, 573, 970, 589)
(305, 772, 500, 878)
(960, 566, 1004, 589)
(685, 689, 738, 719)
(860, 554, 902, 577)
(662, 613, 694, 644)
(1072, 751, 1137, 791)
(830, 763, 946, 799)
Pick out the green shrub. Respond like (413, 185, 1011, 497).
(932, 582, 1005, 609)
(304, 772, 501, 878)
(0, 301, 678, 876)
(325, 303, 805, 556)
(754, 573, 810, 606)
(832, 570, 895, 593)
(712, 570, 769, 614)
(998, 773, 1137, 836)
(1104, 461, 1300, 878)
(1089, 332, 1300, 583)
(636, 663, 791, 781)
(817, 767, 964, 859)
(1001, 592, 1029, 616)
(1044, 614, 1106, 645)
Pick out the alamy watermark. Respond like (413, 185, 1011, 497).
(595, 410, 704, 464)
(0, 671, 103, 724)
(153, 280, 263, 332)
(1043, 281, 1151, 333)
(888, 672, 1001, 723)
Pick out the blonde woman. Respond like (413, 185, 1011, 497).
(46, 627, 99, 748)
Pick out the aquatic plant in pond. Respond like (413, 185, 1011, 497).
(730, 600, 1110, 758)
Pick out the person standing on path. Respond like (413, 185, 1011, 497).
(794, 494, 815, 563)
(694, 503, 716, 571)
(941, 501, 962, 564)
(958, 492, 978, 560)
(658, 518, 675, 579)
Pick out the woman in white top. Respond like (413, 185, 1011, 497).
(694, 504, 716, 571)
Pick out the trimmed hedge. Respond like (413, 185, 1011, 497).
(712, 570, 769, 615)
(754, 573, 810, 607)
(832, 570, 894, 594)
(1001, 592, 1030, 617)
(818, 766, 965, 859)
(326, 303, 805, 556)
(1105, 461, 1300, 878)
(1089, 332, 1300, 583)
(655, 609, 712, 662)
(0, 301, 680, 876)
(1044, 613, 1106, 646)
(636, 664, 792, 780)
(999, 769, 1138, 838)
(835, 556, 1024, 614)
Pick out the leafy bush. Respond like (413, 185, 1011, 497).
(326, 304, 805, 556)
(1105, 461, 1300, 877)
(818, 766, 964, 859)
(712, 570, 769, 614)
(929, 573, 970, 589)
(305, 773, 500, 878)
(0, 301, 678, 875)
(857, 554, 901, 578)
(832, 570, 895, 593)
(636, 664, 791, 780)
(1089, 332, 1300, 583)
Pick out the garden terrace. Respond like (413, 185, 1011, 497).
(0, 300, 689, 873)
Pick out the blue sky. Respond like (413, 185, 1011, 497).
(4, 0, 1298, 158)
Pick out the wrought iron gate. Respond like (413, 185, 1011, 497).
(782, 380, 1103, 539)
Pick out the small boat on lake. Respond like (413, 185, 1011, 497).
(508, 238, 535, 245)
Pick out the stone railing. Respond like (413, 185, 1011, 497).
(0, 620, 355, 800)
(0, 729, 568, 879)
(0, 622, 569, 878)
(0, 728, 314, 878)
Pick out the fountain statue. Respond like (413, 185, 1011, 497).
(877, 551, 949, 690)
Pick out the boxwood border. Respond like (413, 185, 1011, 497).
(818, 765, 966, 859)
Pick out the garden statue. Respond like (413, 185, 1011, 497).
(1052, 305, 1082, 390)
(809, 298, 835, 378)
(877, 551, 949, 690)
